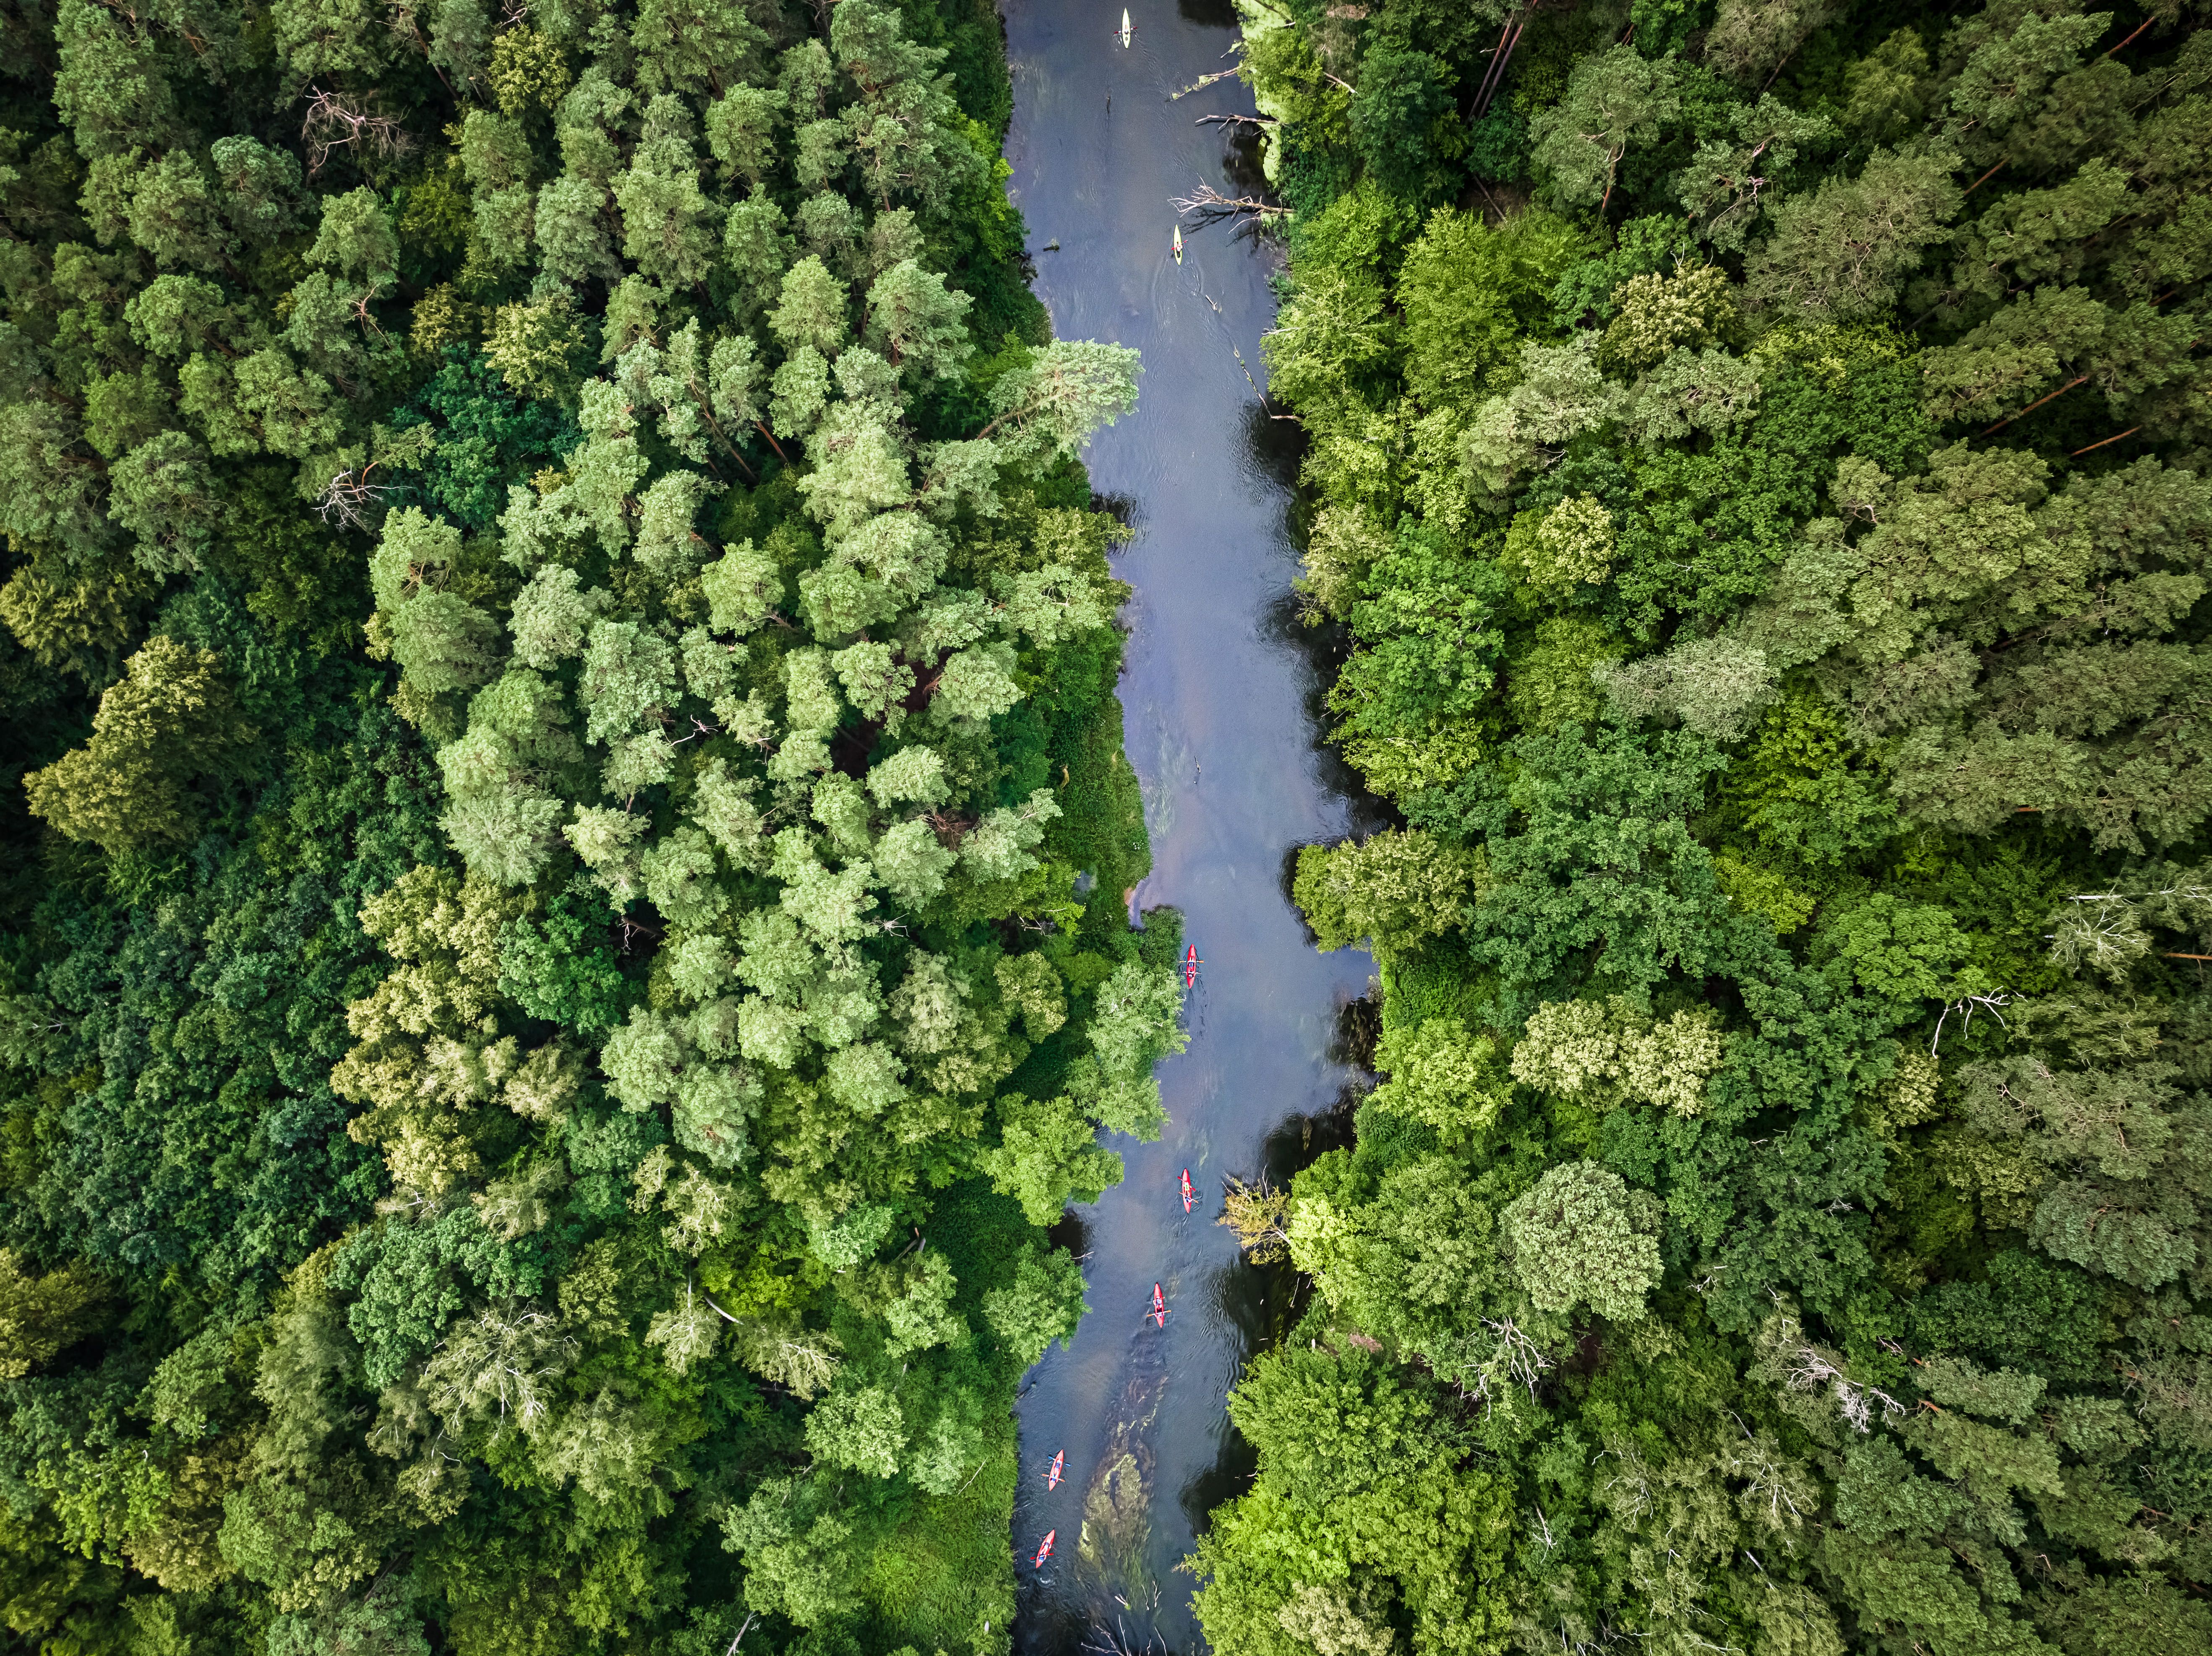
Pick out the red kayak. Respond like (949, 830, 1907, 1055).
(1180, 1169, 1195, 1214)
(1033, 1529, 1055, 1568)
(1046, 1450, 1064, 1490)
(1150, 1283, 1168, 1327)
(1183, 945, 1201, 987)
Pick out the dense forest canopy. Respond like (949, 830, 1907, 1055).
(1199, 0, 2212, 1654)
(0, 2, 1175, 1652)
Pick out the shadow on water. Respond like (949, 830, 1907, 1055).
(1175, 1099, 1362, 1539)
(1048, 1208, 1094, 1263)
(1176, 0, 1241, 28)
(1220, 125, 1274, 197)
(1265, 596, 1396, 835)
(1239, 400, 1304, 491)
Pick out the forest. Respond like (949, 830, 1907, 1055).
(1192, 0, 2212, 1653)
(0, 1, 1182, 1652)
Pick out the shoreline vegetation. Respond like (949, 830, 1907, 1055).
(1198, 2, 2212, 1654)
(0, 3, 1174, 1653)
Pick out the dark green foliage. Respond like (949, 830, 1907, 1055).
(14, 696, 441, 1288)
(498, 884, 635, 1035)
(390, 351, 584, 530)
(1349, 45, 1461, 206)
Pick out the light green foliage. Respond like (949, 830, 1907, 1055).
(0, 1250, 108, 1380)
(1191, 1347, 1512, 1656)
(1755, 450, 2212, 850)
(1509, 616, 1620, 732)
(1622, 346, 1763, 444)
(484, 292, 594, 404)
(1398, 207, 1586, 414)
(1597, 634, 1778, 741)
(1816, 893, 1971, 1004)
(1954, 1048, 2212, 1288)
(1515, 492, 1615, 591)
(1293, 828, 1484, 954)
(978, 1093, 1123, 1225)
(1367, 1019, 1512, 1143)
(265, 1570, 430, 1656)
(1500, 1161, 1665, 1321)
(1599, 266, 1736, 372)
(981, 1246, 1087, 1366)
(1745, 147, 1963, 323)
(699, 538, 785, 633)
(1706, 0, 1838, 90)
(1460, 335, 1625, 498)
(1512, 996, 1727, 1116)
(1298, 503, 1393, 622)
(983, 339, 1143, 463)
(1223, 6, 2212, 1650)
(1286, 1152, 1504, 1367)
(866, 260, 975, 380)
(508, 564, 610, 668)
(1676, 97, 1835, 252)
(0, 6, 1162, 1646)
(723, 1477, 864, 1624)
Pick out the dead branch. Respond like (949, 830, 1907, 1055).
(2071, 426, 2141, 456)
(1171, 182, 1291, 225)
(1983, 374, 2088, 435)
(1196, 113, 1277, 129)
(1169, 68, 1240, 100)
(2106, 15, 2157, 55)
(1474, 14, 1528, 117)
(316, 461, 394, 532)
(1218, 1175, 1290, 1262)
(300, 86, 413, 177)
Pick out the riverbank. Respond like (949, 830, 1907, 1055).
(995, 1, 1384, 1650)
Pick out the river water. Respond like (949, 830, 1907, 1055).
(999, 3, 1382, 1650)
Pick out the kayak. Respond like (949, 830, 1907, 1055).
(1150, 1282, 1168, 1327)
(1173, 224, 1184, 264)
(1034, 1528, 1055, 1568)
(1047, 1449, 1064, 1490)
(1120, 8, 1131, 47)
(1180, 1169, 1195, 1213)
(1183, 944, 1201, 987)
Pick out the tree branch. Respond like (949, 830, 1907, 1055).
(1982, 374, 2088, 435)
(1172, 182, 1290, 224)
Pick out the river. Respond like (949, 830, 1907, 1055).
(999, 3, 1383, 1650)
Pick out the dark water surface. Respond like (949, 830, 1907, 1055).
(1000, 3, 1382, 1649)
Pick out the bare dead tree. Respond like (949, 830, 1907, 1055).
(1474, 13, 1529, 117)
(300, 86, 414, 177)
(1778, 1338, 1904, 1433)
(1170, 182, 1291, 226)
(316, 461, 395, 532)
